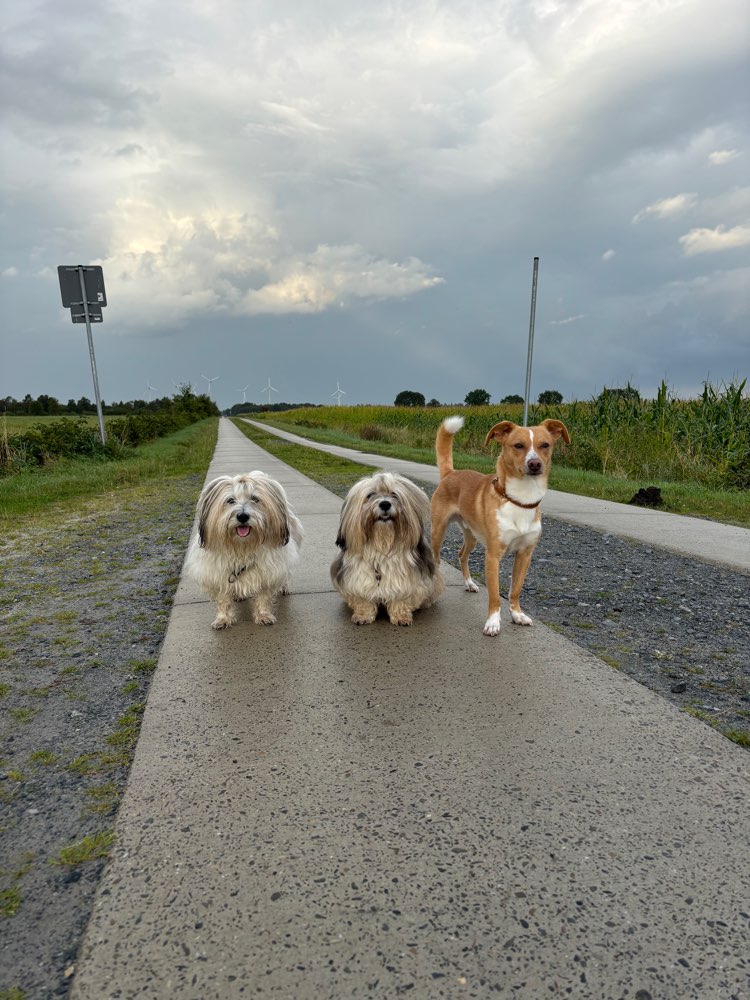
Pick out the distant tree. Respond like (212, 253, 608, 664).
(598, 384, 640, 403)
(501, 394, 524, 404)
(394, 390, 426, 407)
(464, 388, 491, 406)
(76, 396, 93, 413)
(426, 398, 442, 407)
(537, 389, 563, 405)
(66, 399, 77, 413)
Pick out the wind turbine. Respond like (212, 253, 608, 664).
(260, 378, 278, 405)
(201, 374, 220, 399)
(330, 381, 347, 406)
(147, 380, 157, 402)
(236, 385, 250, 404)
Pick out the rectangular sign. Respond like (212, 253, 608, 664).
(58, 265, 107, 309)
(70, 305, 103, 323)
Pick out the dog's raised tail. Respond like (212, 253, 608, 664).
(436, 416, 464, 478)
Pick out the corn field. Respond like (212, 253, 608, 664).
(261, 380, 749, 489)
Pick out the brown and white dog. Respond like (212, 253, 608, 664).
(430, 415, 570, 636)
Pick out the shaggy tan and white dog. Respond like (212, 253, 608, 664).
(331, 471, 443, 626)
(186, 471, 303, 630)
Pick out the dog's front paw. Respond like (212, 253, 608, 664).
(212, 616, 233, 630)
(464, 577, 480, 593)
(254, 611, 277, 626)
(482, 612, 501, 636)
(388, 609, 413, 627)
(511, 610, 533, 626)
(351, 612, 376, 625)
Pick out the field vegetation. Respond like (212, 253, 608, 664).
(249, 380, 750, 526)
(0, 417, 218, 520)
(1, 387, 217, 479)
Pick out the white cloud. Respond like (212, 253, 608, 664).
(602, 249, 616, 261)
(1, 266, 18, 278)
(101, 207, 442, 326)
(632, 193, 698, 223)
(679, 224, 750, 255)
(709, 149, 739, 165)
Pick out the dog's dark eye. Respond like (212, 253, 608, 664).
(225, 497, 236, 505)
(250, 495, 260, 504)
(514, 442, 525, 450)
(366, 492, 375, 500)
(539, 442, 550, 449)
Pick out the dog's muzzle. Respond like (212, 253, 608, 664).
(376, 500, 395, 521)
(235, 511, 252, 537)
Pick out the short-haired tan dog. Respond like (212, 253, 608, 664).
(430, 416, 570, 636)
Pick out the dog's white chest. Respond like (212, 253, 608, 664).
(495, 503, 541, 552)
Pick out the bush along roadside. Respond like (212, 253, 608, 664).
(1, 387, 218, 475)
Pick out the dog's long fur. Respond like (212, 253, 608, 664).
(431, 415, 569, 636)
(331, 471, 444, 625)
(186, 471, 303, 629)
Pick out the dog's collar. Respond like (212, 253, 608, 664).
(491, 478, 543, 509)
(229, 563, 249, 583)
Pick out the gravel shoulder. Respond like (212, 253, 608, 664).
(0, 474, 203, 1000)
(1, 467, 748, 1000)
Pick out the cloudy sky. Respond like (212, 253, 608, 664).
(1, 0, 748, 410)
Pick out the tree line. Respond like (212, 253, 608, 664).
(1, 392, 195, 416)
(394, 388, 569, 407)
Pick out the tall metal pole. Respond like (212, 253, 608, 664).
(77, 266, 106, 445)
(523, 257, 539, 427)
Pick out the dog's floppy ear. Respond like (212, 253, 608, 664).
(485, 421, 516, 447)
(542, 419, 571, 444)
(197, 476, 231, 547)
(262, 478, 293, 547)
(335, 530, 346, 550)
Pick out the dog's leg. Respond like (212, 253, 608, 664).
(212, 592, 238, 630)
(387, 601, 414, 627)
(430, 507, 448, 567)
(458, 527, 480, 593)
(508, 546, 535, 626)
(252, 592, 277, 626)
(482, 545, 503, 636)
(349, 598, 378, 625)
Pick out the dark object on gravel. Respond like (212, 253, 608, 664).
(629, 486, 663, 507)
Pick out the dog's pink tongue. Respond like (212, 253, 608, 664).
(236, 525, 251, 537)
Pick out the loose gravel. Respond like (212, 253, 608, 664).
(0, 474, 202, 1000)
(1, 468, 748, 1000)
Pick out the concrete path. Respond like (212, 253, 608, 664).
(241, 419, 750, 573)
(72, 419, 749, 999)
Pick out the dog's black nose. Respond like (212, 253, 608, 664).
(236, 511, 250, 523)
(527, 459, 543, 474)
(378, 500, 392, 512)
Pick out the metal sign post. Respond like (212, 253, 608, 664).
(58, 265, 107, 445)
(523, 257, 539, 427)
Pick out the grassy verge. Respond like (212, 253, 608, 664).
(0, 418, 218, 521)
(247, 416, 750, 527)
(232, 419, 379, 494)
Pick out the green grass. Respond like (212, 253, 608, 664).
(0, 417, 218, 520)
(50, 830, 116, 866)
(232, 419, 380, 494)
(0, 885, 22, 917)
(2, 414, 100, 435)
(243, 412, 750, 527)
